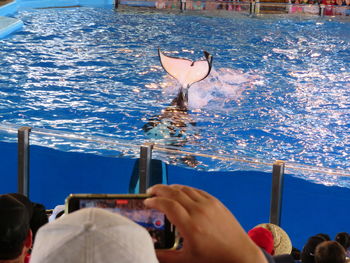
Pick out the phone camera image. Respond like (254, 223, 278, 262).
(71, 196, 175, 249)
(153, 218, 164, 228)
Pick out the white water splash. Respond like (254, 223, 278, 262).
(159, 67, 262, 109)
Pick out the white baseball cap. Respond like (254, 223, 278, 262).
(30, 207, 159, 263)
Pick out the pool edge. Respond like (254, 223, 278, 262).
(0, 0, 116, 39)
(0, 1, 23, 39)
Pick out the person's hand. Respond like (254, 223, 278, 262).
(144, 184, 267, 263)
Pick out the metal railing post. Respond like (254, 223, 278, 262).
(18, 127, 31, 197)
(180, 0, 187, 11)
(320, 4, 325, 16)
(287, 0, 292, 13)
(139, 144, 153, 193)
(269, 160, 285, 226)
(250, 1, 255, 14)
(255, 0, 260, 14)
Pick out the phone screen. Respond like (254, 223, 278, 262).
(66, 195, 176, 249)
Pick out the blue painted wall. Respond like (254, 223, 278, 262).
(1, 141, 349, 249)
(0, 141, 18, 193)
(167, 164, 350, 249)
(29, 145, 135, 207)
(281, 175, 350, 249)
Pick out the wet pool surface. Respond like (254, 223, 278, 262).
(0, 7, 350, 185)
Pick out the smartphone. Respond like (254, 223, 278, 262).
(65, 194, 177, 250)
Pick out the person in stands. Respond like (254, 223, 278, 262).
(30, 207, 159, 263)
(315, 233, 330, 241)
(301, 235, 328, 263)
(30, 184, 269, 263)
(248, 223, 294, 263)
(0, 194, 32, 263)
(144, 184, 269, 263)
(8, 193, 48, 243)
(314, 241, 347, 263)
(248, 227, 275, 255)
(335, 232, 350, 258)
(249, 223, 292, 256)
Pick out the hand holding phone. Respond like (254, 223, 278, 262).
(65, 194, 177, 250)
(144, 184, 267, 263)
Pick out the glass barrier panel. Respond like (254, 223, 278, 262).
(282, 162, 350, 248)
(152, 143, 274, 228)
(0, 124, 19, 194)
(28, 128, 142, 208)
(2, 124, 350, 248)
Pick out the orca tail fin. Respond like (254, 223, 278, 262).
(158, 49, 213, 89)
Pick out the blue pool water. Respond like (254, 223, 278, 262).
(1, 7, 350, 185)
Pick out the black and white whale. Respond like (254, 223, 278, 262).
(143, 49, 213, 141)
(158, 49, 213, 109)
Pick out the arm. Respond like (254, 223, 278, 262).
(144, 184, 268, 263)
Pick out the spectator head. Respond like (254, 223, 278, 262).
(255, 223, 292, 255)
(315, 233, 331, 241)
(315, 241, 346, 263)
(248, 226, 274, 255)
(30, 208, 159, 263)
(335, 232, 350, 250)
(7, 193, 34, 219)
(0, 194, 32, 261)
(273, 254, 295, 263)
(291, 247, 301, 260)
(301, 235, 327, 263)
(8, 193, 48, 243)
(30, 202, 48, 241)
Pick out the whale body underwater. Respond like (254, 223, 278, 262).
(143, 50, 213, 140)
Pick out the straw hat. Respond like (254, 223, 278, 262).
(248, 226, 275, 255)
(255, 223, 292, 255)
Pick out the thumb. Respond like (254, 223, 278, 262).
(156, 249, 184, 263)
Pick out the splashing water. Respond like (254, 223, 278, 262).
(158, 67, 262, 110)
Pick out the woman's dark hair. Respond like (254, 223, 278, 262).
(315, 233, 330, 241)
(301, 236, 327, 263)
(315, 241, 346, 263)
(335, 232, 350, 250)
(0, 195, 30, 260)
(291, 247, 301, 260)
(30, 202, 49, 242)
